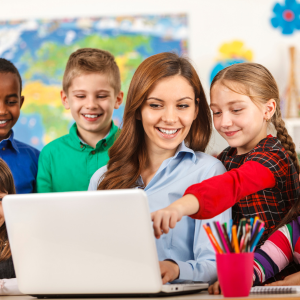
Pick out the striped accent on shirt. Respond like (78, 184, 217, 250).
(253, 217, 300, 285)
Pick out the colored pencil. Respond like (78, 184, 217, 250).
(250, 228, 265, 252)
(232, 225, 240, 253)
(213, 222, 225, 252)
(204, 218, 265, 254)
(238, 218, 246, 243)
(253, 216, 259, 228)
(203, 224, 223, 254)
(237, 218, 244, 242)
(216, 221, 230, 253)
(250, 218, 254, 229)
(258, 221, 265, 232)
(250, 220, 262, 247)
(222, 224, 234, 253)
(228, 219, 233, 242)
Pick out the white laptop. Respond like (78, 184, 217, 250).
(3, 190, 208, 297)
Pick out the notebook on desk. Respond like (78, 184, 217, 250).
(3, 190, 208, 298)
(251, 286, 300, 294)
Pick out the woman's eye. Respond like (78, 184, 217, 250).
(213, 112, 221, 115)
(149, 103, 161, 108)
(178, 104, 189, 109)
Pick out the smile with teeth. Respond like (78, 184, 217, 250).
(158, 128, 179, 135)
(0, 120, 9, 124)
(82, 114, 101, 118)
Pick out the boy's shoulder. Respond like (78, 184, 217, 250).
(40, 131, 75, 155)
(13, 139, 40, 157)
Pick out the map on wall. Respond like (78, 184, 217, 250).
(0, 15, 188, 150)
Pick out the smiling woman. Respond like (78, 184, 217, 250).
(96, 52, 212, 190)
(88, 52, 231, 284)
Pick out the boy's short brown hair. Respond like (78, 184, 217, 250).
(63, 48, 121, 95)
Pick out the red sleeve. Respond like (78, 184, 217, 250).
(184, 161, 276, 219)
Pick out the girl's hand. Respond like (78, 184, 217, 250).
(151, 205, 183, 239)
(150, 194, 199, 239)
(159, 261, 180, 284)
(265, 272, 300, 286)
(208, 281, 221, 295)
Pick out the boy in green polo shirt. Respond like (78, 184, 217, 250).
(36, 48, 123, 192)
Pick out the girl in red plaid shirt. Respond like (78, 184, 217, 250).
(151, 62, 300, 245)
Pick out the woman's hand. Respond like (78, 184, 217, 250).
(151, 194, 199, 239)
(265, 272, 300, 286)
(159, 261, 180, 284)
(208, 281, 221, 295)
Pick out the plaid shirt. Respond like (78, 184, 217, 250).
(218, 135, 299, 244)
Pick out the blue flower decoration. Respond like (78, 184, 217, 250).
(271, 0, 300, 34)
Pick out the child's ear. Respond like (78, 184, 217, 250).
(194, 98, 199, 120)
(265, 99, 276, 121)
(61, 90, 70, 109)
(114, 91, 124, 109)
(20, 96, 25, 109)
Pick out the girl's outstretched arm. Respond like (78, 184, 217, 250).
(151, 194, 198, 239)
(151, 161, 275, 239)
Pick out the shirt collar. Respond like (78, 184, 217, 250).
(137, 141, 197, 189)
(95, 121, 119, 148)
(157, 141, 197, 174)
(173, 141, 197, 163)
(69, 121, 119, 150)
(78, 128, 111, 145)
(0, 130, 19, 153)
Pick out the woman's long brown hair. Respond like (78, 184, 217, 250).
(98, 52, 212, 190)
(0, 158, 16, 261)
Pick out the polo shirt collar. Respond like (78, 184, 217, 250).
(97, 121, 119, 147)
(69, 121, 119, 151)
(0, 130, 19, 153)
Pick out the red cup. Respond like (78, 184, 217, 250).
(216, 252, 254, 297)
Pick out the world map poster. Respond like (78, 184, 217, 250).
(0, 15, 188, 150)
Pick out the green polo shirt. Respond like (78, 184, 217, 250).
(36, 121, 119, 192)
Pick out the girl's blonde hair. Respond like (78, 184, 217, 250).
(0, 158, 16, 261)
(211, 62, 300, 173)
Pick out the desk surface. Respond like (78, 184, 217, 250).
(3, 291, 300, 300)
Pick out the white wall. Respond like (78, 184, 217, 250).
(1, 0, 300, 153)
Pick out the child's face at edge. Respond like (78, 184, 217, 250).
(0, 73, 24, 141)
(210, 82, 275, 155)
(61, 73, 123, 139)
(140, 75, 198, 156)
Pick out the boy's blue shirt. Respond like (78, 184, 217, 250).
(0, 130, 40, 194)
(89, 142, 232, 283)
